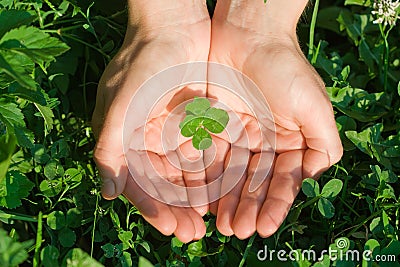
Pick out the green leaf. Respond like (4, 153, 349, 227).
(317, 198, 335, 218)
(39, 179, 62, 197)
(0, 228, 34, 267)
(34, 103, 54, 135)
(344, 0, 372, 7)
(46, 211, 66, 230)
(0, 98, 25, 131)
(0, 26, 70, 65)
(61, 248, 103, 267)
(118, 230, 133, 250)
(0, 170, 34, 209)
(192, 128, 212, 150)
(0, 51, 35, 89)
(204, 107, 229, 133)
(187, 239, 208, 257)
(180, 115, 199, 137)
(321, 179, 343, 200)
(302, 178, 320, 198)
(138, 257, 154, 267)
(101, 243, 115, 258)
(66, 208, 82, 228)
(0, 10, 34, 38)
(345, 124, 383, 158)
(59, 228, 76, 247)
(171, 237, 184, 255)
(0, 133, 16, 182)
(185, 97, 210, 116)
(41, 245, 60, 267)
(14, 127, 34, 148)
(44, 159, 64, 179)
(6, 82, 47, 105)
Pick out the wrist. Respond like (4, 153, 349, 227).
(214, 0, 308, 37)
(127, 0, 209, 34)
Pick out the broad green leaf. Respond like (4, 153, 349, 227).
(39, 179, 62, 197)
(321, 179, 343, 200)
(0, 26, 70, 65)
(381, 240, 400, 256)
(61, 248, 103, 267)
(101, 243, 114, 258)
(6, 82, 47, 105)
(187, 239, 208, 257)
(118, 230, 133, 250)
(46, 211, 66, 230)
(192, 127, 212, 150)
(14, 127, 34, 148)
(0, 170, 34, 209)
(0, 133, 16, 183)
(171, 237, 184, 255)
(359, 37, 380, 71)
(345, 124, 383, 158)
(44, 159, 64, 179)
(0, 98, 25, 130)
(302, 178, 320, 198)
(0, 10, 34, 38)
(31, 144, 50, 164)
(34, 103, 54, 135)
(0, 51, 35, 89)
(180, 115, 199, 137)
(138, 257, 154, 267)
(185, 97, 210, 116)
(59, 228, 76, 247)
(327, 87, 388, 122)
(364, 239, 380, 257)
(66, 208, 82, 228)
(204, 107, 229, 133)
(0, 229, 33, 267)
(317, 198, 335, 218)
(41, 245, 60, 267)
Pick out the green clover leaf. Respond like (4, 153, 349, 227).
(179, 97, 229, 150)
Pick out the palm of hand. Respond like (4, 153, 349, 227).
(207, 23, 342, 238)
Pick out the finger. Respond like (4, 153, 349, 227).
(232, 153, 273, 240)
(295, 79, 343, 178)
(159, 154, 206, 242)
(216, 147, 249, 236)
(123, 174, 177, 236)
(204, 136, 230, 215)
(140, 152, 201, 242)
(256, 150, 304, 237)
(177, 141, 209, 216)
(168, 207, 197, 243)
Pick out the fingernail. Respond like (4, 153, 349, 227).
(101, 178, 116, 199)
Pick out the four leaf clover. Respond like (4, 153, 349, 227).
(179, 97, 229, 150)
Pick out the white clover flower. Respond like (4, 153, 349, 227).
(372, 0, 400, 26)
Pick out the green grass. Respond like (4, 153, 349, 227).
(0, 0, 399, 266)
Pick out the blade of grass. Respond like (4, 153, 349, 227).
(308, 0, 320, 62)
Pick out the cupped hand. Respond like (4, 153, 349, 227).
(207, 13, 343, 239)
(92, 4, 211, 242)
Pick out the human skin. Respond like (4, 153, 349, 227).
(92, 0, 343, 242)
(207, 0, 343, 239)
(91, 0, 211, 243)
